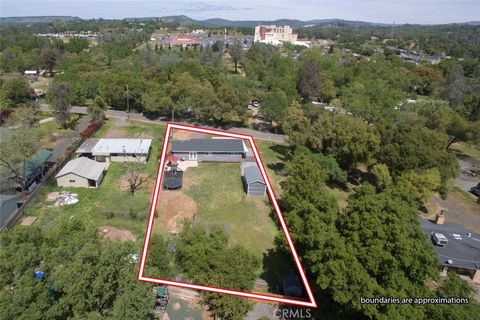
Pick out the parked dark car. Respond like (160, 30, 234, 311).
(470, 183, 480, 197)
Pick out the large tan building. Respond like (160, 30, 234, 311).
(56, 157, 106, 188)
(254, 25, 298, 44)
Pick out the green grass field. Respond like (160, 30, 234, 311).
(184, 163, 278, 258)
(451, 142, 480, 160)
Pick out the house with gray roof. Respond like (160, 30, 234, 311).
(56, 157, 106, 188)
(76, 138, 152, 163)
(241, 162, 266, 196)
(170, 138, 248, 162)
(419, 216, 480, 284)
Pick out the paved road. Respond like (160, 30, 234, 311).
(51, 116, 91, 161)
(39, 104, 287, 143)
(456, 157, 480, 198)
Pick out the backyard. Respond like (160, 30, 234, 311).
(153, 162, 278, 257)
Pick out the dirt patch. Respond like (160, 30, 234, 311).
(156, 191, 197, 233)
(426, 192, 480, 232)
(173, 129, 208, 140)
(172, 302, 181, 311)
(134, 132, 153, 139)
(99, 226, 137, 242)
(104, 118, 128, 138)
(118, 173, 151, 192)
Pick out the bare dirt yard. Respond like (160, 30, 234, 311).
(425, 191, 480, 232)
(99, 225, 137, 242)
(172, 129, 208, 140)
(155, 190, 197, 233)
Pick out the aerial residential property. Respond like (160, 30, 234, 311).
(1, 1, 480, 319)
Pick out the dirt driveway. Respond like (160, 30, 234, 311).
(426, 192, 480, 232)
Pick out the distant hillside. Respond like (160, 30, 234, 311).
(0, 16, 81, 24)
(0, 15, 476, 27)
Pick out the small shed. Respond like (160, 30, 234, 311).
(283, 272, 303, 297)
(241, 162, 266, 196)
(56, 157, 106, 188)
(0, 194, 18, 230)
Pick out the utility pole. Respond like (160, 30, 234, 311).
(126, 85, 130, 119)
(171, 108, 175, 123)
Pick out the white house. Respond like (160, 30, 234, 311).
(76, 138, 152, 163)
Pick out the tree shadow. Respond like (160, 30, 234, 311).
(261, 247, 294, 295)
(326, 180, 350, 192)
(269, 144, 294, 162)
(347, 168, 373, 186)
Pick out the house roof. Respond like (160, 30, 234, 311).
(242, 163, 265, 185)
(419, 218, 480, 271)
(77, 139, 152, 156)
(25, 150, 53, 179)
(56, 157, 106, 181)
(171, 139, 246, 153)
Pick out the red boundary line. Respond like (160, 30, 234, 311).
(137, 123, 317, 308)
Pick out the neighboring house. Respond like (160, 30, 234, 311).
(76, 139, 152, 163)
(170, 139, 248, 162)
(419, 214, 480, 284)
(0, 194, 18, 230)
(23, 149, 54, 191)
(56, 157, 106, 188)
(240, 162, 266, 196)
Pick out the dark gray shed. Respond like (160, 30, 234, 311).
(0, 194, 18, 230)
(241, 162, 266, 196)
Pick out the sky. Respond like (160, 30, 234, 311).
(1, 0, 479, 24)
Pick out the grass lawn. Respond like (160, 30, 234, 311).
(254, 140, 287, 196)
(184, 163, 278, 258)
(24, 120, 167, 247)
(451, 142, 480, 160)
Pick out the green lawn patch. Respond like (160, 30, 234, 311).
(184, 163, 277, 258)
(451, 142, 480, 161)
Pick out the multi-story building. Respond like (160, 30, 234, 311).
(254, 25, 298, 43)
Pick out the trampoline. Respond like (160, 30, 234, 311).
(163, 168, 183, 190)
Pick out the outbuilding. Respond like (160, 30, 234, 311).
(241, 162, 266, 196)
(0, 194, 18, 230)
(56, 157, 106, 188)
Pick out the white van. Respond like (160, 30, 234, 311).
(432, 233, 448, 246)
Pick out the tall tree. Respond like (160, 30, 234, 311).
(442, 64, 466, 109)
(296, 57, 322, 101)
(0, 111, 38, 191)
(259, 89, 289, 128)
(230, 40, 243, 73)
(309, 113, 380, 171)
(0, 77, 33, 110)
(40, 48, 59, 74)
(87, 96, 107, 121)
(50, 82, 71, 129)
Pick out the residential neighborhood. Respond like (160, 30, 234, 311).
(1, 2, 480, 319)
